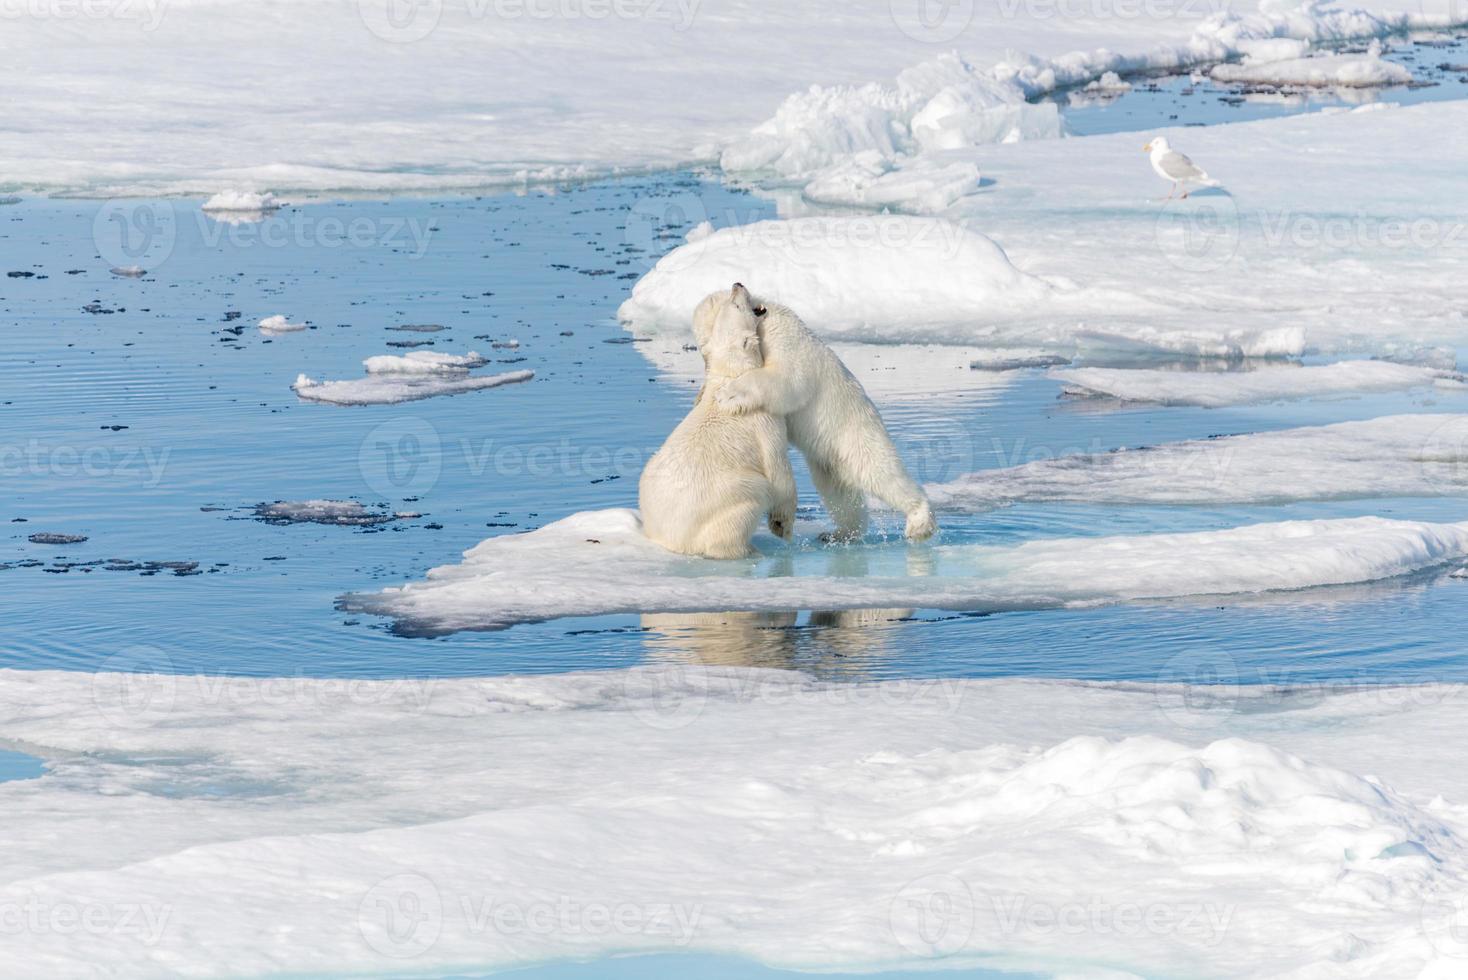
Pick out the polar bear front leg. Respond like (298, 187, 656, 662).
(714, 367, 807, 417)
(809, 459, 868, 542)
(764, 441, 797, 541)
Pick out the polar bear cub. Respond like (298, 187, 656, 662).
(639, 284, 797, 559)
(699, 290, 936, 542)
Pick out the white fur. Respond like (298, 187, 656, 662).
(639, 286, 797, 559)
(698, 291, 937, 541)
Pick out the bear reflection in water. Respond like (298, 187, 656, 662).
(639, 548, 930, 669)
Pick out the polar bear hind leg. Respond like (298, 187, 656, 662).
(809, 458, 868, 542)
(689, 479, 772, 559)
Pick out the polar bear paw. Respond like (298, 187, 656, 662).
(905, 504, 937, 542)
(768, 510, 795, 540)
(713, 379, 761, 415)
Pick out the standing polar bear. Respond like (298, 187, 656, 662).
(639, 284, 796, 559)
(698, 288, 936, 542)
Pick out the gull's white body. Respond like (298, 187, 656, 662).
(1145, 136, 1214, 199)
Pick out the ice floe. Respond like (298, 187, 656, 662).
(12, 0, 1464, 195)
(1212, 41, 1414, 87)
(202, 190, 279, 213)
(258, 315, 307, 334)
(6, 665, 1468, 976)
(1055, 361, 1466, 407)
(618, 215, 1065, 339)
(928, 414, 1468, 510)
(360, 351, 488, 375)
(292, 368, 533, 406)
(721, 53, 1059, 180)
(341, 510, 1468, 633)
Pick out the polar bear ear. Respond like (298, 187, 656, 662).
(753, 305, 767, 317)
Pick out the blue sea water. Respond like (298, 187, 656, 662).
(3, 180, 1468, 690)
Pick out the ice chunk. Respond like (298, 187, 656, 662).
(928, 414, 1468, 510)
(292, 369, 533, 406)
(721, 53, 1061, 181)
(618, 216, 1055, 337)
(361, 351, 488, 374)
(341, 511, 1468, 633)
(258, 315, 307, 334)
(252, 500, 401, 527)
(202, 190, 280, 213)
(1212, 47, 1413, 88)
(27, 533, 88, 545)
(1055, 361, 1465, 408)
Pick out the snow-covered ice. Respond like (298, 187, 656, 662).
(342, 510, 1468, 633)
(360, 350, 489, 374)
(6, 1, 1465, 195)
(1055, 361, 1466, 407)
(799, 153, 983, 215)
(928, 414, 1468, 510)
(618, 215, 1070, 339)
(292, 369, 533, 406)
(1211, 42, 1413, 87)
(8, 665, 1468, 976)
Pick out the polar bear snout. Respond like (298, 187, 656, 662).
(729, 282, 753, 312)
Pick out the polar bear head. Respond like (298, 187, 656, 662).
(692, 283, 764, 379)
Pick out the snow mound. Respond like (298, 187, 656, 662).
(1055, 361, 1466, 408)
(258, 315, 306, 334)
(1212, 42, 1413, 88)
(618, 215, 1054, 336)
(929, 415, 1468, 511)
(292, 369, 533, 406)
(361, 351, 488, 375)
(721, 53, 1061, 182)
(202, 190, 279, 212)
(341, 512, 1468, 634)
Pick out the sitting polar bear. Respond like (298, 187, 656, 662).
(639, 284, 796, 559)
(698, 289, 936, 542)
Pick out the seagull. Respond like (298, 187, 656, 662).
(1144, 136, 1215, 200)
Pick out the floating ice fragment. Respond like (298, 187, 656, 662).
(202, 190, 280, 213)
(292, 369, 533, 406)
(259, 315, 307, 334)
(361, 351, 488, 374)
(1053, 361, 1465, 408)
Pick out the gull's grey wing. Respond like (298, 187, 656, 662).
(1159, 149, 1206, 180)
